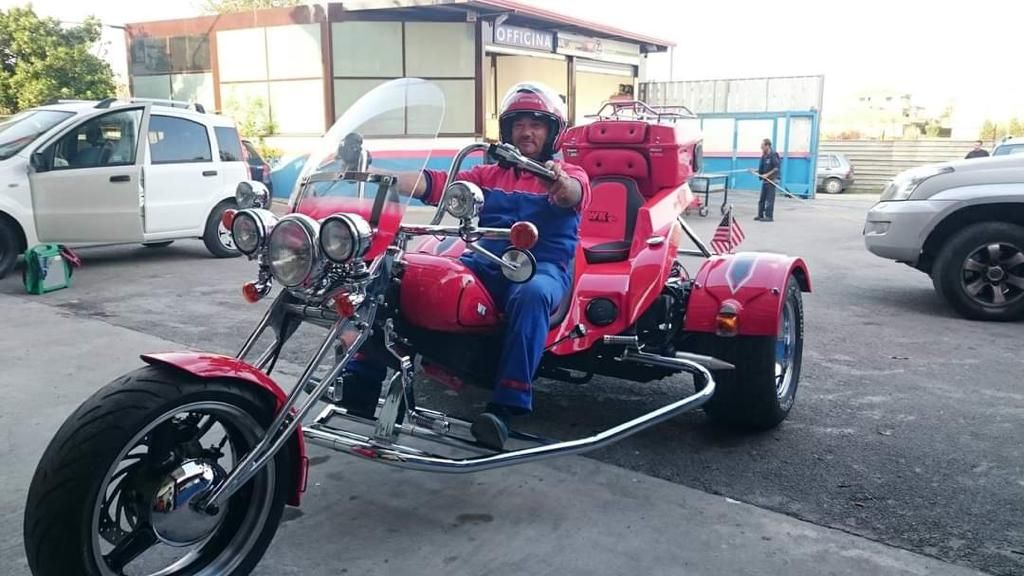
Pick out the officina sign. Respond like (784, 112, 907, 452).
(493, 24, 554, 52)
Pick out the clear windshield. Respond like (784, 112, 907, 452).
(289, 78, 446, 259)
(0, 109, 74, 161)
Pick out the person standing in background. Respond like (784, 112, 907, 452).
(752, 138, 781, 221)
(965, 141, 990, 159)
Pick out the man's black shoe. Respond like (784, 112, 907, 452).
(471, 411, 510, 450)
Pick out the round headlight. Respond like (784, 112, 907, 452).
(268, 215, 320, 288)
(231, 212, 262, 254)
(444, 181, 483, 220)
(230, 209, 277, 255)
(236, 181, 270, 209)
(320, 213, 373, 263)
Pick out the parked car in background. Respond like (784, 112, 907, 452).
(816, 152, 855, 194)
(863, 154, 1024, 321)
(992, 136, 1024, 157)
(0, 98, 250, 279)
(242, 138, 274, 195)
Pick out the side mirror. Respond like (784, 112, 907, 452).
(500, 248, 537, 284)
(30, 151, 47, 172)
(236, 181, 271, 210)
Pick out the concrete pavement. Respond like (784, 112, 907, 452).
(0, 293, 991, 576)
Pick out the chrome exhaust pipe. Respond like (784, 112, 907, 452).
(622, 349, 735, 372)
(301, 358, 716, 474)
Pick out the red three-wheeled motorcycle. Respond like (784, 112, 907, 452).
(23, 78, 810, 575)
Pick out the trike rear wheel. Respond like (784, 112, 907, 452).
(689, 275, 804, 430)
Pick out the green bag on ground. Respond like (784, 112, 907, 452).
(23, 244, 73, 295)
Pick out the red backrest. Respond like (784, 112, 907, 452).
(584, 121, 648, 145)
(561, 119, 695, 198)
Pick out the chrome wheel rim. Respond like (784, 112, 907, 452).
(218, 222, 236, 251)
(774, 296, 797, 400)
(90, 401, 275, 576)
(960, 242, 1024, 308)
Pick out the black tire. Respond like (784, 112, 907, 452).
(0, 218, 19, 279)
(822, 177, 844, 194)
(689, 275, 804, 430)
(142, 240, 175, 248)
(931, 221, 1024, 321)
(203, 201, 240, 258)
(24, 365, 291, 576)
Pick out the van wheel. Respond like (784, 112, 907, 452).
(0, 219, 18, 279)
(203, 201, 240, 258)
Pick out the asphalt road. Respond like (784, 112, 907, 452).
(1, 192, 1021, 576)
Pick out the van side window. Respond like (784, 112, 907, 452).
(214, 126, 244, 162)
(149, 115, 212, 164)
(49, 109, 143, 170)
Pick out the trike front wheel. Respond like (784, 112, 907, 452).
(23, 365, 290, 576)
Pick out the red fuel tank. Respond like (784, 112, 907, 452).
(399, 253, 501, 332)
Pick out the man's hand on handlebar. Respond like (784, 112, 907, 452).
(545, 161, 582, 209)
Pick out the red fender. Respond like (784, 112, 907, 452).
(683, 252, 811, 337)
(141, 352, 308, 507)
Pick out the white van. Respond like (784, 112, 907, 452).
(0, 98, 249, 278)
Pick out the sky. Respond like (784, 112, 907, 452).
(6, 0, 1023, 130)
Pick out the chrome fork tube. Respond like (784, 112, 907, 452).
(236, 289, 288, 361)
(203, 301, 377, 509)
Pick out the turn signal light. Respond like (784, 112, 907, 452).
(242, 281, 262, 303)
(510, 221, 538, 250)
(222, 209, 237, 230)
(716, 301, 740, 337)
(333, 293, 355, 318)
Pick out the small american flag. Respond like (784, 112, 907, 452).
(710, 207, 745, 255)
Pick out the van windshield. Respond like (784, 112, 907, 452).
(0, 110, 74, 160)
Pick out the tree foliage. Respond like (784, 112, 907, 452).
(979, 118, 1023, 141)
(201, 0, 302, 14)
(0, 6, 116, 114)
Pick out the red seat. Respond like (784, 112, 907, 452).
(579, 177, 644, 264)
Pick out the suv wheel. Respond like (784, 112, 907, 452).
(932, 222, 1024, 321)
(203, 200, 240, 258)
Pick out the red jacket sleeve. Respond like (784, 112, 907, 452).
(559, 160, 592, 213)
(421, 165, 487, 206)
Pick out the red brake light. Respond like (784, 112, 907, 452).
(222, 209, 237, 229)
(510, 221, 538, 250)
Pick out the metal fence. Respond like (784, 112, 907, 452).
(819, 139, 980, 193)
(640, 76, 825, 197)
(639, 75, 824, 114)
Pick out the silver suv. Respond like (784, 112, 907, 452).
(863, 153, 1024, 321)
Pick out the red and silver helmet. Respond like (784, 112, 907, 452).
(498, 82, 567, 160)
